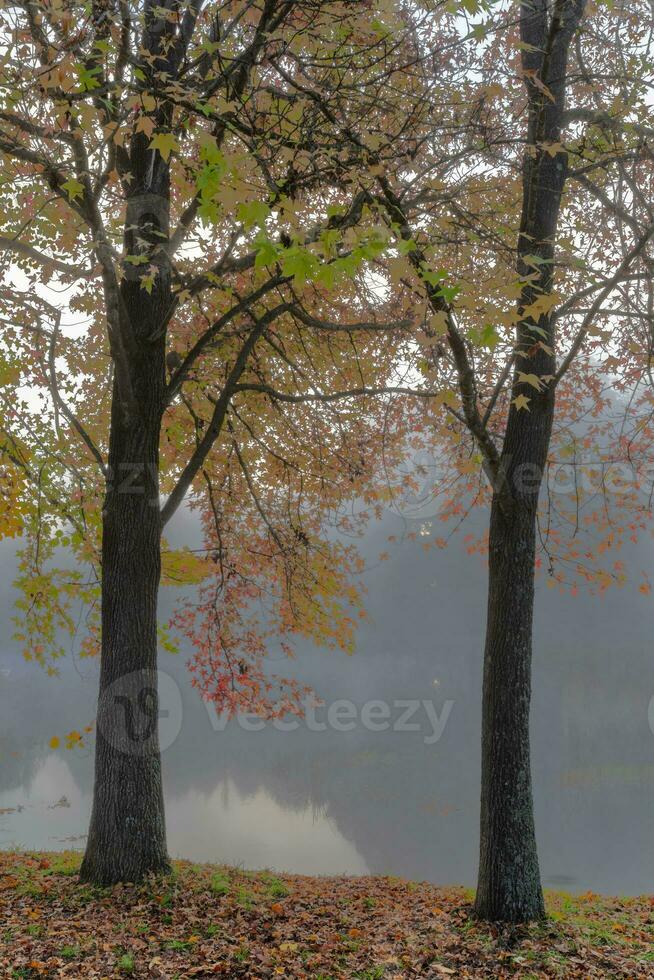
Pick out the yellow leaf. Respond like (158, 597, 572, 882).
(149, 132, 180, 162)
(434, 389, 459, 410)
(540, 141, 566, 157)
(513, 394, 531, 412)
(61, 178, 84, 201)
(522, 292, 559, 319)
(49, 736, 60, 750)
(161, 547, 212, 585)
(517, 372, 546, 391)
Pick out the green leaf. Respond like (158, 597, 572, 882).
(74, 64, 102, 92)
(315, 262, 339, 289)
(420, 265, 447, 288)
(140, 271, 156, 294)
(435, 283, 460, 303)
(237, 200, 271, 230)
(198, 199, 220, 224)
(61, 178, 84, 201)
(199, 141, 226, 167)
(469, 323, 499, 349)
(280, 246, 320, 284)
(522, 253, 551, 268)
(254, 236, 280, 268)
(397, 237, 418, 255)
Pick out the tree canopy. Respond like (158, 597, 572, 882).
(2, 0, 654, 911)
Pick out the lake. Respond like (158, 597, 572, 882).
(1, 510, 653, 894)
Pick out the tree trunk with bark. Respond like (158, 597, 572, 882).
(474, 0, 586, 922)
(81, 113, 172, 883)
(80, 393, 169, 884)
(76, 0, 291, 887)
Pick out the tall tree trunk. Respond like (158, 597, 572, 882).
(80, 394, 169, 884)
(81, 111, 172, 882)
(474, 0, 585, 921)
(474, 449, 551, 921)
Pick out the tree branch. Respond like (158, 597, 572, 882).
(46, 316, 107, 475)
(0, 237, 91, 278)
(231, 382, 441, 403)
(554, 222, 654, 385)
(161, 302, 288, 525)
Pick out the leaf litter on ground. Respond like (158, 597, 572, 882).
(1, 852, 653, 978)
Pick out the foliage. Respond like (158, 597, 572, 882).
(3, 0, 652, 715)
(358, 0, 654, 591)
(0, 0, 438, 712)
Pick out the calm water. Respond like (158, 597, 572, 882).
(1, 511, 653, 894)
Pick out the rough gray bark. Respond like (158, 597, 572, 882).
(474, 0, 586, 922)
(79, 397, 169, 884)
(80, 82, 173, 883)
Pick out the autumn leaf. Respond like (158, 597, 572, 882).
(523, 68, 556, 101)
(1, 856, 651, 976)
(135, 115, 156, 138)
(517, 372, 547, 391)
(61, 178, 84, 201)
(513, 394, 531, 412)
(237, 200, 270, 230)
(149, 132, 180, 162)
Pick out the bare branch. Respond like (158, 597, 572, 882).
(554, 223, 654, 385)
(161, 302, 289, 525)
(232, 382, 441, 403)
(0, 237, 91, 278)
(46, 316, 107, 475)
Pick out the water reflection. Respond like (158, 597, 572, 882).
(0, 755, 82, 849)
(0, 511, 653, 895)
(167, 782, 368, 873)
(0, 756, 367, 875)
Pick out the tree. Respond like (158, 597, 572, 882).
(4, 0, 652, 912)
(375, 1, 654, 920)
(284, 0, 654, 919)
(0, 0, 432, 884)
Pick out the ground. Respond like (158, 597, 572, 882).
(0, 852, 653, 978)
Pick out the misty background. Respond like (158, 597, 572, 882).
(1, 500, 653, 895)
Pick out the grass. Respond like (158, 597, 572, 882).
(0, 850, 652, 978)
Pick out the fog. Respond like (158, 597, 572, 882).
(1, 505, 653, 894)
